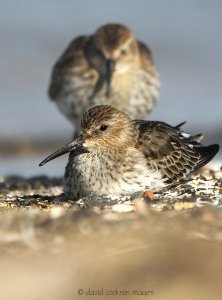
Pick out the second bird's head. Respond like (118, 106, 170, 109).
(84, 24, 139, 95)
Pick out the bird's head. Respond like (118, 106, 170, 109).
(80, 105, 136, 150)
(84, 24, 139, 96)
(39, 105, 135, 167)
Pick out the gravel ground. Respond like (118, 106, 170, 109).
(0, 165, 222, 300)
(1, 166, 222, 212)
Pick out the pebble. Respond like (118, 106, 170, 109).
(50, 207, 65, 219)
(174, 202, 195, 211)
(112, 204, 134, 213)
(134, 198, 150, 216)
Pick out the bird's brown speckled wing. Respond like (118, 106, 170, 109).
(134, 120, 219, 184)
(48, 36, 88, 100)
(137, 41, 160, 91)
(138, 41, 153, 63)
(137, 41, 154, 68)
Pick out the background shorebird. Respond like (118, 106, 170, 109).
(48, 23, 160, 135)
(40, 105, 219, 200)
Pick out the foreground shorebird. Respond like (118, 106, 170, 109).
(40, 105, 219, 199)
(49, 23, 159, 134)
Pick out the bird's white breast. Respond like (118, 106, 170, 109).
(64, 149, 166, 199)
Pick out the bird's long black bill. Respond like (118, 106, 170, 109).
(39, 136, 84, 166)
(105, 59, 115, 97)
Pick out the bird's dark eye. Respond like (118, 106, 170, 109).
(99, 125, 109, 131)
(121, 49, 127, 55)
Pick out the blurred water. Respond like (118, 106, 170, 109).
(0, 156, 68, 177)
(0, 0, 222, 175)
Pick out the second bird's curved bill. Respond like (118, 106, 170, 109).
(105, 59, 115, 97)
(39, 135, 84, 166)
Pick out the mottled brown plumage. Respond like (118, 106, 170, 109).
(40, 105, 219, 200)
(48, 24, 159, 134)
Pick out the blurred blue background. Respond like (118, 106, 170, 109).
(0, 0, 222, 175)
